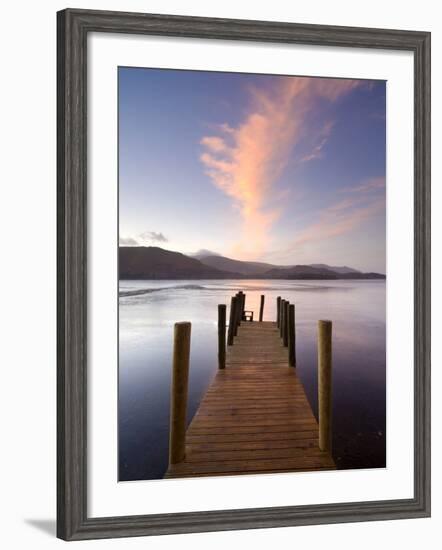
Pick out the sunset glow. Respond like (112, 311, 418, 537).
(119, 68, 386, 272)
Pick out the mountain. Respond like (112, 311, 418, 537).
(198, 255, 275, 276)
(190, 249, 221, 259)
(119, 246, 240, 279)
(198, 254, 373, 277)
(309, 263, 360, 275)
(260, 265, 385, 280)
(262, 265, 343, 279)
(338, 272, 386, 279)
(119, 246, 385, 280)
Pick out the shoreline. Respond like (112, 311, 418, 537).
(118, 275, 386, 281)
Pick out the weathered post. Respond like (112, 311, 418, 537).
(283, 300, 289, 347)
(234, 294, 241, 336)
(240, 292, 246, 321)
(276, 296, 281, 327)
(169, 322, 191, 465)
(318, 320, 333, 452)
(259, 295, 265, 322)
(218, 304, 226, 369)
(288, 304, 296, 367)
(237, 292, 243, 326)
(280, 299, 285, 338)
(227, 296, 237, 346)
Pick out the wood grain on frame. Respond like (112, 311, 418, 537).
(57, 8, 431, 540)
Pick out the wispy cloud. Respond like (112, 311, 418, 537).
(119, 236, 139, 246)
(119, 231, 168, 246)
(200, 136, 228, 154)
(341, 175, 385, 194)
(139, 231, 168, 243)
(200, 77, 361, 258)
(299, 120, 335, 163)
(287, 176, 385, 252)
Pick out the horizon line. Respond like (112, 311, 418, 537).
(118, 244, 385, 275)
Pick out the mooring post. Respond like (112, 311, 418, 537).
(237, 292, 243, 326)
(240, 292, 246, 321)
(218, 304, 226, 369)
(288, 304, 296, 367)
(280, 299, 285, 338)
(227, 296, 237, 346)
(276, 296, 281, 327)
(283, 301, 290, 347)
(169, 322, 191, 465)
(318, 320, 332, 452)
(259, 295, 265, 322)
(234, 294, 241, 336)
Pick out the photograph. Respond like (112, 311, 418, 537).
(118, 67, 387, 482)
(0, 0, 435, 543)
(53, 6, 431, 541)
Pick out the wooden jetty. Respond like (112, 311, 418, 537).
(165, 294, 335, 479)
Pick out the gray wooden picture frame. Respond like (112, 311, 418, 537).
(57, 8, 431, 541)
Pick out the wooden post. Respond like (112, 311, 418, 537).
(234, 294, 241, 336)
(288, 304, 296, 367)
(235, 290, 242, 328)
(227, 296, 237, 346)
(259, 295, 265, 322)
(169, 322, 191, 465)
(237, 291, 245, 325)
(280, 299, 285, 338)
(281, 300, 287, 345)
(240, 292, 246, 321)
(218, 304, 226, 369)
(276, 296, 281, 327)
(318, 320, 332, 452)
(283, 301, 289, 347)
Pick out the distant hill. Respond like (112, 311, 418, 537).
(197, 254, 377, 278)
(119, 246, 385, 280)
(190, 249, 221, 259)
(198, 255, 275, 276)
(338, 272, 386, 280)
(309, 263, 360, 275)
(261, 265, 385, 280)
(262, 265, 341, 279)
(119, 246, 240, 279)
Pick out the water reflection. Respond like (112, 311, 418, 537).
(119, 279, 386, 481)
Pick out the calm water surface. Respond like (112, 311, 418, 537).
(119, 279, 386, 481)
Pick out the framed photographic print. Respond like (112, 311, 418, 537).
(57, 8, 431, 540)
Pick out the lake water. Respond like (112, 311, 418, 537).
(119, 279, 386, 481)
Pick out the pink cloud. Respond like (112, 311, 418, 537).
(200, 136, 228, 153)
(299, 120, 335, 163)
(289, 176, 386, 251)
(199, 77, 362, 259)
(342, 176, 386, 194)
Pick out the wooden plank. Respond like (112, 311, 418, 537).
(186, 438, 320, 452)
(186, 447, 330, 463)
(165, 319, 335, 478)
(196, 406, 316, 415)
(165, 467, 333, 478)
(199, 401, 311, 410)
(187, 425, 319, 436)
(186, 432, 319, 445)
(192, 412, 317, 422)
(166, 456, 335, 477)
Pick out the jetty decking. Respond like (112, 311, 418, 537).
(165, 304, 335, 478)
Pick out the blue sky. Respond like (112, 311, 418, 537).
(119, 67, 386, 273)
